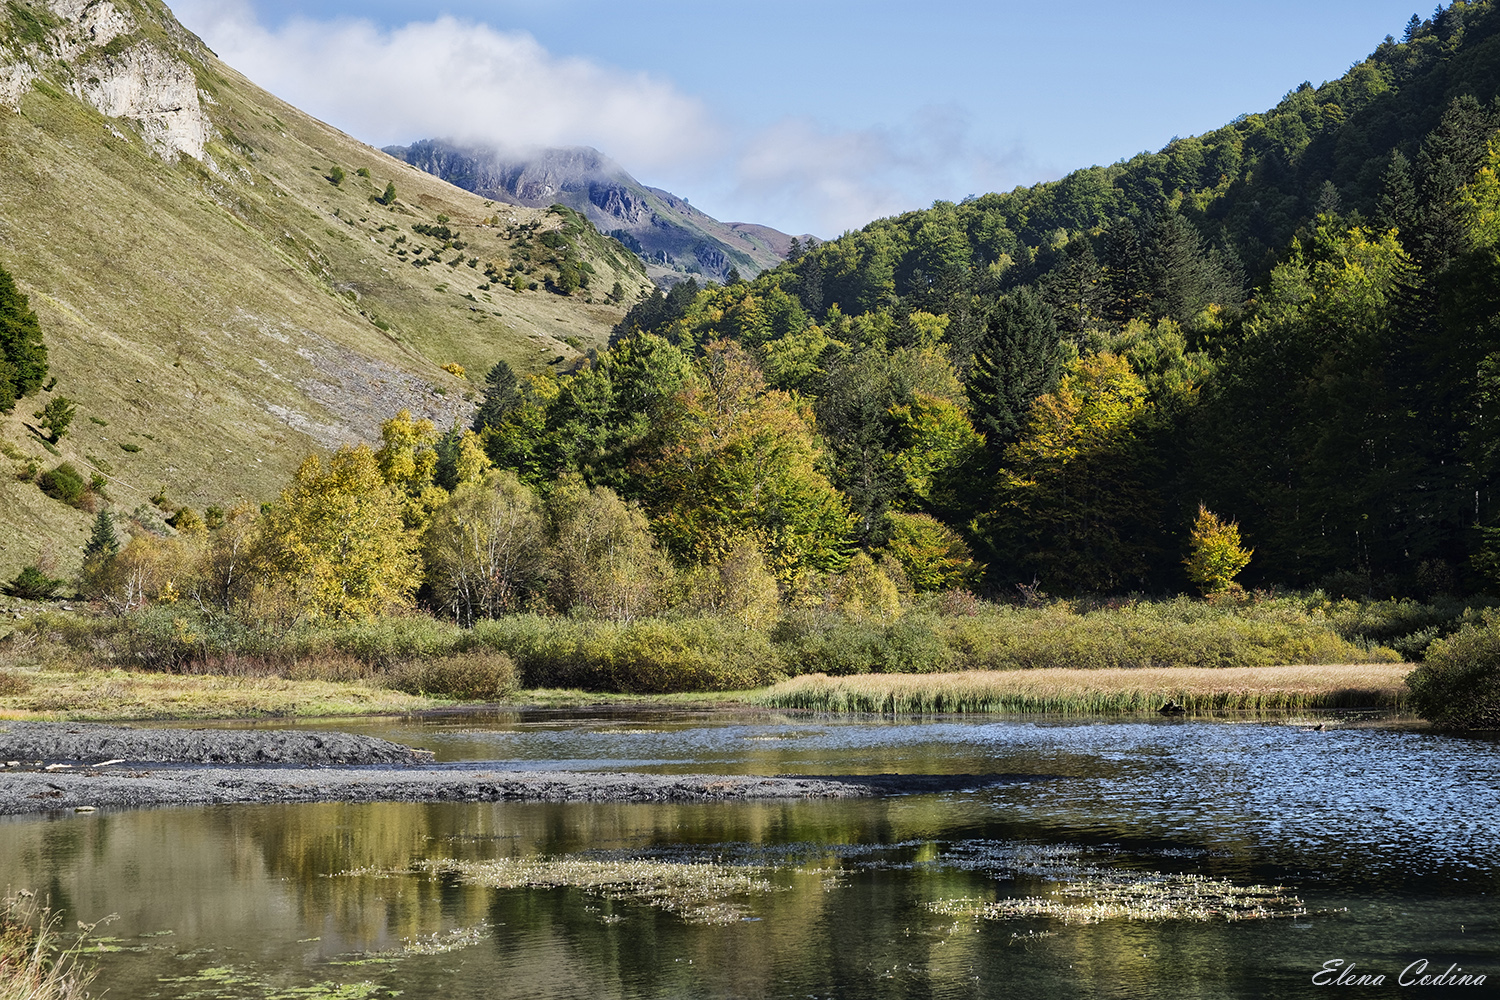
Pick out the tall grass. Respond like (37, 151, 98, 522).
(754, 665, 1412, 715)
(0, 892, 101, 1000)
(5, 592, 1429, 700)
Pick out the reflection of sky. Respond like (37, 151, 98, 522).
(312, 713, 1500, 884)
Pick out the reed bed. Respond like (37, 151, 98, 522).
(0, 892, 101, 1000)
(753, 664, 1412, 715)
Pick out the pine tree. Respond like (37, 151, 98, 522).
(0, 263, 47, 412)
(472, 360, 522, 433)
(966, 287, 1063, 461)
(84, 510, 119, 560)
(1377, 150, 1420, 237)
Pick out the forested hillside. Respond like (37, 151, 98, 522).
(478, 1, 1500, 599)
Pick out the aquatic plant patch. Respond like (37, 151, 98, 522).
(929, 872, 1307, 925)
(377, 857, 779, 925)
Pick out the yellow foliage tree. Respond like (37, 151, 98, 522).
(374, 409, 448, 529)
(1183, 505, 1253, 596)
(256, 445, 420, 621)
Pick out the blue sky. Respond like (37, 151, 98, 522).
(173, 1, 1426, 236)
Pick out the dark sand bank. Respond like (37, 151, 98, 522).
(0, 722, 1051, 816)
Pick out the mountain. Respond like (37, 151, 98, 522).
(0, 0, 652, 581)
(385, 140, 812, 285)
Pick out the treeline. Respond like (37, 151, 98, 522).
(588, 5, 1500, 599)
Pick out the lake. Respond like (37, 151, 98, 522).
(2, 710, 1496, 998)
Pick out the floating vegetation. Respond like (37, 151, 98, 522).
(395, 923, 491, 956)
(930, 873, 1308, 925)
(394, 857, 778, 925)
(157, 964, 396, 999)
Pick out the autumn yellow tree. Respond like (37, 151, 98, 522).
(641, 340, 856, 594)
(985, 352, 1158, 592)
(255, 445, 420, 621)
(1183, 505, 1253, 596)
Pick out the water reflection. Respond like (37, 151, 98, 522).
(2, 712, 1497, 998)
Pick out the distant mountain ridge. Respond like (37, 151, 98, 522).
(385, 140, 813, 284)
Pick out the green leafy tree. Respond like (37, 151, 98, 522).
(882, 512, 980, 592)
(377, 181, 397, 205)
(328, 165, 345, 186)
(1183, 505, 1253, 595)
(33, 395, 74, 442)
(423, 470, 546, 624)
(0, 264, 47, 412)
(642, 340, 856, 593)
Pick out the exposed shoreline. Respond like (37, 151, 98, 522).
(0, 721, 1052, 816)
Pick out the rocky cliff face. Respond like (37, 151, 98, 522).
(388, 140, 809, 284)
(2, 0, 212, 161)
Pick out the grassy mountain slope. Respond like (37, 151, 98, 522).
(387, 140, 811, 284)
(0, 0, 652, 580)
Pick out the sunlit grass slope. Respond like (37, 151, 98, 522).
(0, 0, 652, 579)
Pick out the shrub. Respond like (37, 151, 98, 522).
(36, 462, 86, 506)
(327, 165, 345, 186)
(32, 395, 75, 442)
(0, 669, 32, 695)
(472, 614, 782, 693)
(1405, 613, 1500, 729)
(385, 649, 517, 701)
(2, 565, 64, 599)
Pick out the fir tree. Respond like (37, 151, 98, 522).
(0, 263, 47, 412)
(84, 510, 119, 560)
(966, 287, 1063, 461)
(472, 360, 522, 433)
(1377, 150, 1420, 236)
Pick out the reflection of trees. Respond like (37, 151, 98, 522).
(0, 795, 1300, 998)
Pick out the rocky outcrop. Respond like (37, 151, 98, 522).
(387, 139, 796, 282)
(0, 1, 212, 161)
(77, 41, 209, 161)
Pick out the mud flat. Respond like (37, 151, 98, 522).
(0, 722, 1048, 815)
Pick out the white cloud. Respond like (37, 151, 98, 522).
(172, 0, 719, 173)
(713, 109, 1043, 235)
(171, 2, 1042, 235)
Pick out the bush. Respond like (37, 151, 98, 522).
(2, 565, 64, 599)
(385, 649, 517, 701)
(36, 462, 86, 506)
(472, 614, 782, 693)
(1405, 614, 1500, 729)
(0, 669, 32, 695)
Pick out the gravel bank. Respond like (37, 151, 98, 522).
(0, 722, 1051, 815)
(0, 721, 432, 765)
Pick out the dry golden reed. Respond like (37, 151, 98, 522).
(755, 664, 1411, 715)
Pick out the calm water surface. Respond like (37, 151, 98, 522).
(3, 711, 1497, 998)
